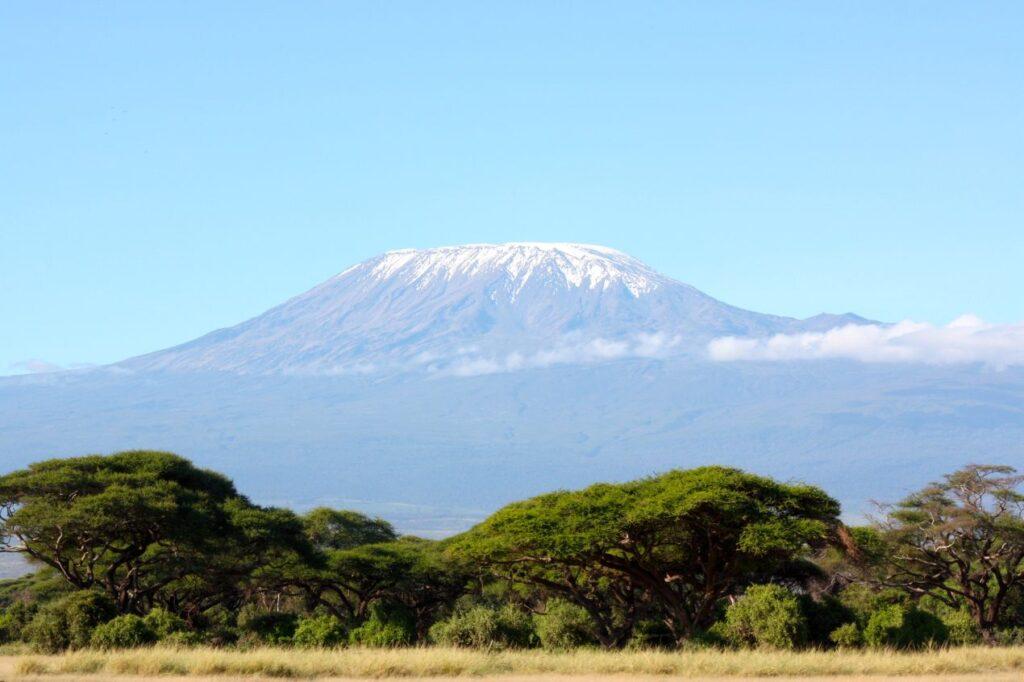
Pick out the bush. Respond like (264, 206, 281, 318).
(236, 609, 297, 645)
(996, 627, 1024, 646)
(534, 599, 597, 650)
(627, 619, 677, 649)
(162, 630, 204, 647)
(193, 605, 237, 647)
(800, 594, 855, 647)
(143, 608, 188, 640)
(942, 609, 981, 646)
(724, 584, 807, 650)
(293, 614, 347, 647)
(838, 584, 907, 626)
(863, 604, 947, 649)
(348, 619, 412, 647)
(23, 608, 68, 653)
(90, 614, 156, 649)
(0, 601, 36, 644)
(429, 603, 536, 650)
(349, 602, 415, 648)
(829, 622, 862, 648)
(22, 591, 116, 652)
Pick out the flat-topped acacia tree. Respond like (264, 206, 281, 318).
(0, 450, 312, 618)
(870, 464, 1024, 640)
(450, 466, 841, 646)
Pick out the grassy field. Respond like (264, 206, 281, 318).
(1, 646, 1022, 680)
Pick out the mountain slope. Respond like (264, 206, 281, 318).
(0, 242, 1019, 540)
(121, 243, 867, 375)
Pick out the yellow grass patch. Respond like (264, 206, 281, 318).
(1, 645, 1022, 679)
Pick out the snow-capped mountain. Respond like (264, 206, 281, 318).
(1, 242, 1021, 541)
(122, 242, 867, 375)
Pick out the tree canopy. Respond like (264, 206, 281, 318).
(867, 464, 1024, 638)
(451, 466, 841, 643)
(0, 451, 312, 618)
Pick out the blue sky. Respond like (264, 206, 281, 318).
(2, 2, 1022, 373)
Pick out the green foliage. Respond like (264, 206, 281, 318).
(829, 622, 862, 648)
(838, 583, 908, 625)
(293, 614, 347, 647)
(90, 614, 156, 649)
(724, 584, 807, 650)
(627, 619, 678, 649)
(0, 451, 314, 617)
(874, 464, 1024, 636)
(0, 600, 36, 644)
(21, 590, 115, 652)
(799, 594, 855, 647)
(237, 609, 297, 645)
(429, 603, 536, 650)
(24, 608, 69, 652)
(534, 599, 597, 650)
(942, 609, 981, 645)
(452, 466, 839, 643)
(161, 630, 204, 646)
(142, 608, 188, 640)
(995, 627, 1024, 646)
(348, 619, 412, 647)
(62, 591, 117, 649)
(302, 508, 397, 550)
(863, 604, 947, 649)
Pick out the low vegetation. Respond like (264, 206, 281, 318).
(0, 451, 1021, 666)
(8, 644, 1024, 678)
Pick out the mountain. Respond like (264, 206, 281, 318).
(1, 243, 1021, 542)
(120, 243, 868, 375)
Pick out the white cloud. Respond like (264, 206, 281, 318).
(7, 359, 65, 374)
(708, 316, 1024, 368)
(449, 332, 681, 377)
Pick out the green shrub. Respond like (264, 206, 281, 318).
(0, 601, 36, 644)
(63, 591, 117, 649)
(800, 594, 855, 647)
(236, 609, 297, 645)
(863, 604, 947, 649)
(193, 605, 237, 647)
(534, 599, 597, 650)
(23, 608, 68, 653)
(143, 608, 188, 640)
(22, 591, 116, 652)
(162, 630, 205, 647)
(349, 602, 415, 648)
(429, 603, 536, 650)
(627, 619, 677, 649)
(995, 627, 1024, 646)
(838, 584, 907, 626)
(293, 614, 347, 647)
(942, 609, 981, 646)
(90, 614, 156, 649)
(348, 620, 412, 647)
(724, 584, 807, 650)
(829, 622, 862, 648)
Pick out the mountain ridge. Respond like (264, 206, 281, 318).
(120, 242, 873, 375)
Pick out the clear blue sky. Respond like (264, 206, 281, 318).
(3, 2, 1022, 372)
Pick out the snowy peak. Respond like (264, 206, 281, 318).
(348, 243, 663, 299)
(119, 242, 872, 375)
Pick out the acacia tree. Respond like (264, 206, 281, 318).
(302, 508, 397, 550)
(451, 466, 840, 646)
(0, 451, 312, 617)
(280, 509, 466, 637)
(872, 464, 1024, 639)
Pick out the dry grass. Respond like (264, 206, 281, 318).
(1, 645, 1022, 679)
